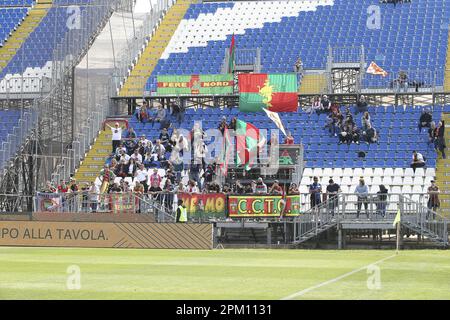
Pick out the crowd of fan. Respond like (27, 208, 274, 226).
(307, 95, 379, 145)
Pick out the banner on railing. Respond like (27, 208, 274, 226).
(156, 74, 234, 95)
(178, 192, 226, 219)
(110, 193, 138, 214)
(228, 195, 301, 217)
(36, 192, 63, 212)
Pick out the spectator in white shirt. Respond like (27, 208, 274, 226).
(130, 149, 143, 163)
(410, 150, 425, 172)
(107, 122, 122, 153)
(152, 139, 166, 161)
(135, 163, 149, 193)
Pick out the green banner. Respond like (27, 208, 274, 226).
(156, 74, 234, 95)
(228, 195, 301, 217)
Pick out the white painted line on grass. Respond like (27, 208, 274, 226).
(280, 254, 397, 300)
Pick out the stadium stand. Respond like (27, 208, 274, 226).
(134, 0, 449, 93)
(0, 5, 86, 81)
(0, 8, 29, 47)
(0, 1, 52, 78)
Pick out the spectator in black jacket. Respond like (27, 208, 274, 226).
(355, 95, 368, 114)
(435, 120, 446, 159)
(418, 109, 432, 133)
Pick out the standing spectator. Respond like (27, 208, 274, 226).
(218, 116, 228, 134)
(294, 57, 303, 73)
(135, 163, 149, 193)
(309, 176, 322, 209)
(410, 150, 426, 172)
(171, 101, 185, 126)
(284, 131, 295, 144)
(115, 159, 128, 178)
(269, 180, 283, 195)
(106, 122, 122, 153)
(152, 105, 166, 128)
(88, 181, 99, 212)
(288, 183, 299, 195)
(355, 95, 368, 114)
(149, 168, 162, 192)
(418, 109, 432, 133)
(123, 126, 137, 140)
(435, 120, 446, 159)
(152, 139, 166, 161)
(326, 179, 341, 216)
(354, 178, 369, 218)
(159, 128, 171, 150)
(186, 180, 199, 193)
(376, 185, 388, 217)
(234, 180, 245, 194)
(428, 121, 437, 145)
(255, 177, 268, 194)
(427, 180, 440, 219)
(228, 117, 237, 131)
(395, 70, 408, 93)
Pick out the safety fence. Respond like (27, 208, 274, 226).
(29, 191, 443, 222)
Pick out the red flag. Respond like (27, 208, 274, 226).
(366, 61, 388, 77)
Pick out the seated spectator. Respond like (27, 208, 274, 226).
(410, 150, 426, 172)
(151, 106, 167, 128)
(351, 126, 361, 144)
(123, 127, 137, 139)
(418, 109, 432, 133)
(319, 95, 331, 114)
(222, 184, 232, 194)
(152, 139, 166, 161)
(130, 149, 143, 164)
(255, 177, 268, 194)
(117, 149, 131, 164)
(202, 164, 215, 186)
(338, 125, 351, 145)
(109, 182, 122, 193)
(138, 101, 148, 123)
(325, 113, 339, 137)
(284, 131, 295, 144)
(362, 124, 378, 144)
(355, 95, 368, 114)
(361, 111, 371, 131)
(159, 128, 171, 150)
(115, 143, 127, 158)
(294, 57, 303, 73)
(269, 180, 283, 195)
(115, 159, 128, 178)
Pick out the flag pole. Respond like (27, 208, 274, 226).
(396, 219, 400, 254)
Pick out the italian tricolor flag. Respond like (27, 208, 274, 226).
(236, 119, 259, 170)
(238, 73, 298, 112)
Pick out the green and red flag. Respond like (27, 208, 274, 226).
(236, 119, 259, 170)
(228, 34, 235, 73)
(238, 73, 298, 112)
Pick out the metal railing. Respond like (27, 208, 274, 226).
(111, 0, 177, 96)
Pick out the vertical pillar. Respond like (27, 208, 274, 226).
(267, 227, 272, 246)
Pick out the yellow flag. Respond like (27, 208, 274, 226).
(393, 209, 401, 227)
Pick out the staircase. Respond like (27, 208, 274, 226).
(73, 130, 112, 185)
(435, 113, 450, 217)
(0, 0, 53, 73)
(118, 0, 192, 97)
(444, 27, 450, 91)
(298, 73, 328, 94)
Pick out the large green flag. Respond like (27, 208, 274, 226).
(238, 73, 298, 112)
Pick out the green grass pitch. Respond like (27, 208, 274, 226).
(1, 247, 450, 299)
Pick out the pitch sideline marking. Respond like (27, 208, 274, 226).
(280, 254, 397, 300)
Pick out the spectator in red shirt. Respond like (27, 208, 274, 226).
(149, 168, 162, 192)
(57, 180, 69, 193)
(284, 131, 294, 144)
